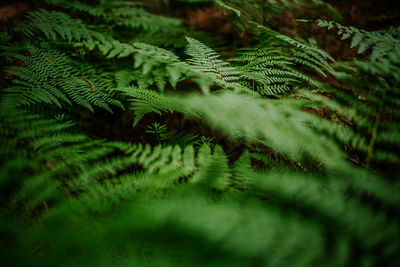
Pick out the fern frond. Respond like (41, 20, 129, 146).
(231, 34, 332, 95)
(122, 90, 346, 168)
(45, 0, 183, 32)
(185, 37, 241, 83)
(182, 92, 346, 168)
(3, 43, 123, 112)
(103, 42, 215, 92)
(18, 9, 106, 43)
(118, 87, 190, 126)
(1, 2, 399, 266)
(318, 20, 400, 62)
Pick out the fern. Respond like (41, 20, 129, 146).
(318, 20, 400, 62)
(2, 43, 123, 112)
(185, 37, 241, 84)
(1, 1, 399, 266)
(43, 0, 217, 50)
(119, 87, 190, 126)
(232, 43, 315, 95)
(45, 0, 183, 33)
(147, 122, 202, 148)
(100, 41, 216, 93)
(311, 23, 400, 168)
(18, 9, 106, 43)
(186, 34, 332, 95)
(122, 89, 347, 169)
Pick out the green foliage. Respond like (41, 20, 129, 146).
(0, 1, 399, 266)
(185, 37, 241, 84)
(318, 20, 400, 61)
(310, 22, 400, 168)
(185, 35, 331, 95)
(18, 8, 107, 42)
(45, 0, 182, 32)
(2, 43, 122, 112)
(146, 122, 206, 148)
(119, 87, 189, 126)
(232, 34, 333, 95)
(180, 92, 344, 167)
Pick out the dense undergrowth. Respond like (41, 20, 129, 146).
(0, 0, 399, 266)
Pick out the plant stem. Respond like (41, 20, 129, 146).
(366, 112, 380, 167)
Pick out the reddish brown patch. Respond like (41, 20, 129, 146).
(331, 112, 340, 122)
(0, 2, 31, 21)
(279, 12, 296, 36)
(188, 7, 232, 35)
(45, 161, 56, 170)
(302, 105, 329, 118)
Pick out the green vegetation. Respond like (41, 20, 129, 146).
(0, 0, 399, 266)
